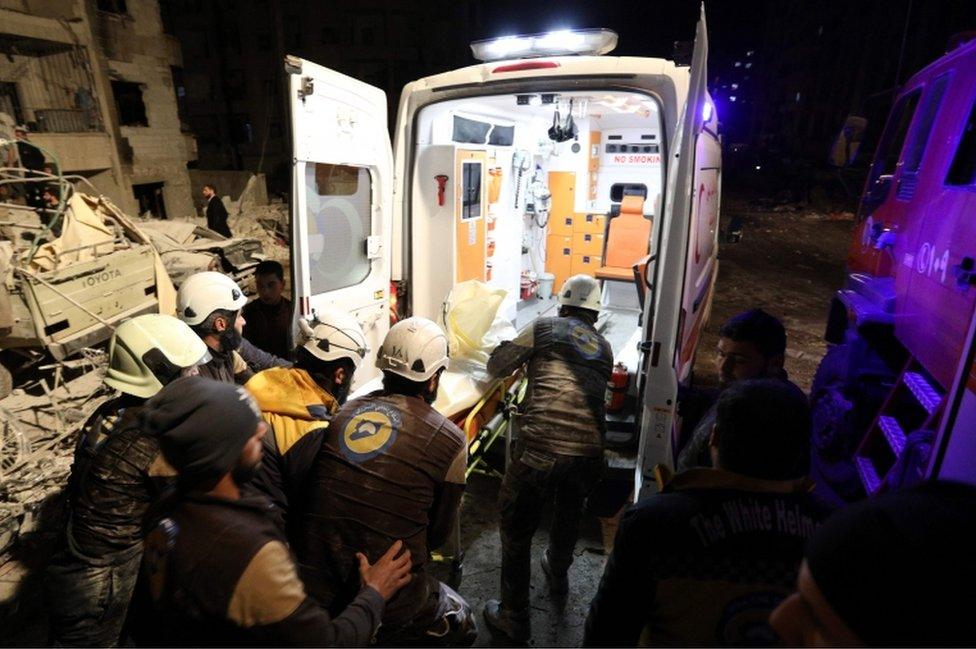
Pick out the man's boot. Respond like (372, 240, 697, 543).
(541, 549, 569, 596)
(483, 599, 530, 644)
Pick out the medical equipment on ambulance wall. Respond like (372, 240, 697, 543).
(548, 98, 578, 143)
(525, 164, 551, 228)
(487, 167, 503, 204)
(435, 174, 449, 206)
(512, 149, 531, 208)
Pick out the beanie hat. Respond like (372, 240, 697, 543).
(141, 375, 262, 489)
(805, 481, 976, 645)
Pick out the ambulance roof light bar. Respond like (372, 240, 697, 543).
(471, 28, 618, 62)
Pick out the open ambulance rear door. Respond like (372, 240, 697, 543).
(286, 56, 394, 388)
(635, 7, 714, 499)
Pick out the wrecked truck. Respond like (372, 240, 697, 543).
(0, 192, 176, 399)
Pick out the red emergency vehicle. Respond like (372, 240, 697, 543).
(813, 35, 976, 502)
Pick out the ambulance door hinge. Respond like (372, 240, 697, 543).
(298, 77, 314, 102)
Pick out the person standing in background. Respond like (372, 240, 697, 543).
(202, 183, 232, 237)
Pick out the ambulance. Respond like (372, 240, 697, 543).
(287, 9, 719, 499)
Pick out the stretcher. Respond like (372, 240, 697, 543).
(430, 369, 525, 586)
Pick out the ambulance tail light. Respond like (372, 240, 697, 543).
(493, 61, 560, 74)
(471, 28, 618, 62)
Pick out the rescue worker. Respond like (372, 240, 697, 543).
(483, 274, 613, 644)
(584, 379, 824, 646)
(299, 317, 477, 646)
(676, 308, 794, 472)
(176, 270, 289, 384)
(44, 314, 210, 647)
(141, 376, 413, 645)
(245, 308, 367, 529)
(770, 481, 976, 647)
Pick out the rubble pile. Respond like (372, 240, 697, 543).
(228, 202, 290, 266)
(0, 354, 108, 560)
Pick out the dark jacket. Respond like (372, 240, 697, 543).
(206, 195, 231, 238)
(197, 338, 290, 385)
(584, 467, 826, 647)
(488, 316, 613, 457)
(143, 494, 384, 646)
(299, 391, 467, 628)
(65, 399, 175, 560)
(242, 297, 293, 359)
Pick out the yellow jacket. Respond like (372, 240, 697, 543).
(245, 367, 339, 455)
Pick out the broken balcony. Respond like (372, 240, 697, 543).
(0, 32, 113, 173)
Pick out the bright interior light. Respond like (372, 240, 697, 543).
(471, 28, 618, 62)
(729, 96, 737, 102)
(528, 95, 542, 107)
(702, 101, 713, 122)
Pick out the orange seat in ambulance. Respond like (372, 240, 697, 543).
(595, 194, 652, 282)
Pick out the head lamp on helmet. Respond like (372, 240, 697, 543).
(297, 308, 368, 370)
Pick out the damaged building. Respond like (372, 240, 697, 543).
(0, 0, 196, 219)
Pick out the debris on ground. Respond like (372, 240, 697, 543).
(0, 353, 108, 559)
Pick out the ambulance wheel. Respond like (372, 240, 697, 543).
(0, 362, 11, 401)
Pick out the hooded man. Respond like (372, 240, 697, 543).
(140, 376, 413, 646)
(45, 314, 210, 647)
(245, 308, 367, 530)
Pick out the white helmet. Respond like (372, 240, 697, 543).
(376, 317, 449, 382)
(176, 271, 247, 326)
(105, 314, 211, 398)
(297, 308, 368, 370)
(558, 274, 602, 312)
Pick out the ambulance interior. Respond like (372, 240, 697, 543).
(410, 90, 664, 369)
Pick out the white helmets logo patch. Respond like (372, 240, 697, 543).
(340, 403, 402, 462)
(569, 321, 601, 360)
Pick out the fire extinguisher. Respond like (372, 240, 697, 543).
(606, 362, 629, 412)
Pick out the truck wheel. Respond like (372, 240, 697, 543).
(810, 343, 849, 398)
(0, 362, 11, 401)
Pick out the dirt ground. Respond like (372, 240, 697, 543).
(448, 190, 856, 647)
(694, 194, 855, 392)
